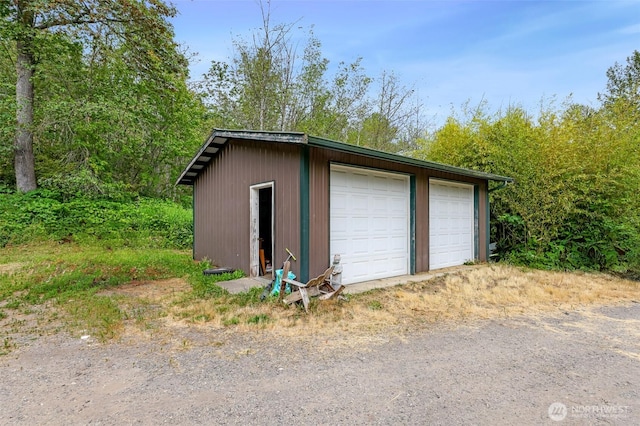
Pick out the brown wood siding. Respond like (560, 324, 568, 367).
(193, 139, 300, 273)
(307, 147, 488, 275)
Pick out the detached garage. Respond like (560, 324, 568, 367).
(177, 129, 512, 285)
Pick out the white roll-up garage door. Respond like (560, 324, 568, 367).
(330, 165, 409, 284)
(429, 179, 475, 270)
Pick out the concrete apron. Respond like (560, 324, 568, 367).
(215, 265, 480, 295)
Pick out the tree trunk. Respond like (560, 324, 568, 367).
(15, 42, 37, 192)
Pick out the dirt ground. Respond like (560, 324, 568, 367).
(1, 300, 638, 425)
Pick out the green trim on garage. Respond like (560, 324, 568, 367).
(474, 185, 480, 260)
(486, 187, 491, 261)
(410, 175, 416, 274)
(299, 146, 310, 282)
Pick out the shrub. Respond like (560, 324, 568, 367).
(0, 190, 193, 249)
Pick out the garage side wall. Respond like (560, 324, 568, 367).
(193, 139, 301, 273)
(308, 147, 488, 276)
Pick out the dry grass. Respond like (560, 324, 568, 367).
(372, 264, 640, 321)
(145, 264, 640, 350)
(0, 262, 23, 275)
(4, 258, 637, 354)
(99, 278, 191, 301)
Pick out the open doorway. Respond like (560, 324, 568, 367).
(250, 182, 274, 278)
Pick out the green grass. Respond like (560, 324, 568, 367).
(1, 244, 198, 301)
(247, 313, 270, 324)
(190, 269, 243, 298)
(368, 300, 383, 310)
(223, 317, 240, 326)
(0, 241, 243, 344)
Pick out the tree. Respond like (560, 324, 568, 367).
(2, 0, 184, 192)
(598, 50, 640, 109)
(415, 89, 640, 273)
(197, 1, 431, 151)
(295, 55, 371, 140)
(198, 0, 372, 140)
(347, 71, 424, 153)
(0, 37, 14, 187)
(31, 36, 205, 197)
(198, 1, 303, 131)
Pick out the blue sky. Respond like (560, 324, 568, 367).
(170, 0, 640, 125)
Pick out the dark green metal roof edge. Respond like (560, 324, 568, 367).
(176, 129, 307, 185)
(177, 129, 514, 185)
(210, 129, 307, 143)
(307, 135, 514, 183)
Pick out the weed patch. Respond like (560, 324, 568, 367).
(368, 300, 383, 310)
(0, 337, 15, 355)
(191, 270, 243, 298)
(247, 313, 270, 324)
(223, 317, 240, 326)
(3, 299, 21, 309)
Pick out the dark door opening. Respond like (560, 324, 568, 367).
(258, 186, 273, 275)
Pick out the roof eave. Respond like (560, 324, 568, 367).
(307, 136, 514, 183)
(177, 129, 514, 185)
(176, 129, 307, 185)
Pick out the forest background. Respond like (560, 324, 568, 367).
(1, 1, 638, 277)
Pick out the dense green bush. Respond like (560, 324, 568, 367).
(0, 189, 193, 249)
(417, 100, 640, 276)
(415, 52, 640, 276)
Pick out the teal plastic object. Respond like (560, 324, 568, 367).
(271, 269, 296, 296)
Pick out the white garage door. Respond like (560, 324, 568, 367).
(429, 180, 475, 270)
(330, 165, 409, 284)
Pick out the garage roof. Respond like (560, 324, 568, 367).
(176, 129, 514, 185)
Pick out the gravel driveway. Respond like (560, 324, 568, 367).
(1, 303, 638, 425)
